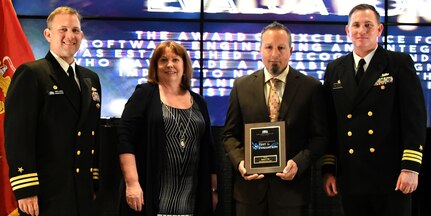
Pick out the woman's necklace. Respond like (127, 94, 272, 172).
(163, 97, 193, 148)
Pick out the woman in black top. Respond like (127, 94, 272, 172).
(118, 40, 218, 216)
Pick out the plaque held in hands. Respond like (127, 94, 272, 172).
(244, 121, 286, 174)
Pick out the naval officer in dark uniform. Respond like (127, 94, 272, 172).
(5, 6, 101, 216)
(321, 4, 426, 216)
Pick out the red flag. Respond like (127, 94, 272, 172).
(0, 0, 35, 215)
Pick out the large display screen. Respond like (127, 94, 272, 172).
(15, 0, 431, 126)
(387, 0, 431, 23)
(203, 0, 385, 22)
(12, 0, 200, 19)
(19, 19, 201, 119)
(386, 25, 431, 125)
(201, 22, 348, 125)
(16, 0, 430, 24)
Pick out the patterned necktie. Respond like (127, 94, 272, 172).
(355, 59, 366, 84)
(268, 78, 280, 122)
(67, 66, 80, 92)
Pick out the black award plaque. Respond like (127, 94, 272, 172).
(245, 121, 286, 174)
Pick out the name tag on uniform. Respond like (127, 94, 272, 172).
(332, 80, 343, 89)
(47, 90, 64, 95)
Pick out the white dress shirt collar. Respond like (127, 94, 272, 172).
(50, 50, 76, 74)
(353, 47, 377, 72)
(264, 66, 289, 84)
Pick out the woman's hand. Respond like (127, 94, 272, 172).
(126, 182, 144, 212)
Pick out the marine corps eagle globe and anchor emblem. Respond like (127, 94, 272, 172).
(0, 56, 15, 115)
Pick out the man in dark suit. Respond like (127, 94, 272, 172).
(321, 4, 426, 216)
(5, 6, 101, 216)
(223, 21, 328, 216)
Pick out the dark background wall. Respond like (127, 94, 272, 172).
(95, 119, 430, 216)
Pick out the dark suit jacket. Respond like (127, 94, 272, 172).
(321, 45, 426, 194)
(5, 51, 102, 216)
(223, 67, 328, 207)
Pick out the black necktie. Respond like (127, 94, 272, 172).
(355, 59, 366, 84)
(67, 66, 80, 92)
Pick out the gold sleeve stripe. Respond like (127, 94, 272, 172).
(92, 168, 99, 172)
(12, 181, 39, 191)
(321, 157, 336, 161)
(93, 172, 99, 176)
(402, 157, 422, 164)
(321, 160, 336, 165)
(322, 154, 336, 159)
(402, 152, 422, 164)
(10, 177, 39, 187)
(10, 173, 38, 182)
(402, 150, 423, 164)
(403, 153, 423, 161)
(320, 155, 336, 165)
(93, 176, 99, 180)
(403, 150, 423, 157)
